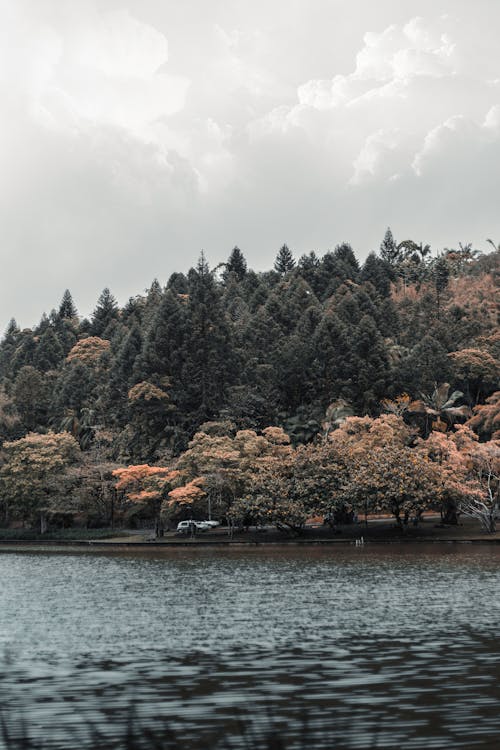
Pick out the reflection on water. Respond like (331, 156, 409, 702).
(1, 545, 500, 748)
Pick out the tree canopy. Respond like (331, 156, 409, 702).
(0, 241, 498, 533)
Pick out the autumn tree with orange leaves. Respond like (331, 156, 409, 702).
(113, 464, 180, 536)
(328, 415, 441, 527)
(176, 425, 295, 524)
(0, 431, 81, 531)
(466, 392, 500, 441)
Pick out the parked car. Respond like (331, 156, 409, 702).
(202, 520, 220, 528)
(176, 520, 209, 534)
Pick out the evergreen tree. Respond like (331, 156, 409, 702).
(264, 277, 318, 337)
(222, 275, 251, 329)
(223, 246, 247, 282)
(106, 324, 143, 425)
(0, 319, 20, 379)
(333, 243, 360, 274)
(334, 288, 362, 328)
(91, 288, 119, 338)
(52, 361, 96, 431)
(13, 366, 51, 431)
(167, 272, 189, 294)
(311, 313, 353, 404)
(35, 313, 51, 335)
(53, 316, 78, 356)
(140, 290, 187, 384)
(274, 244, 295, 275)
(397, 334, 452, 395)
(142, 279, 164, 329)
(360, 253, 393, 297)
(351, 315, 389, 413)
(379, 227, 401, 265)
(11, 331, 37, 374)
(297, 252, 321, 293)
(34, 328, 64, 372)
(181, 253, 236, 420)
(58, 290, 78, 320)
(317, 250, 358, 299)
(433, 256, 450, 319)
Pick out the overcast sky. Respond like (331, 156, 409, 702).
(1, 0, 500, 328)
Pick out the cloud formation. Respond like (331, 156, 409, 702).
(0, 1, 499, 327)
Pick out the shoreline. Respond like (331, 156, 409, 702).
(1, 535, 500, 552)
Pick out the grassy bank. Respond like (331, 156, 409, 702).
(0, 528, 131, 542)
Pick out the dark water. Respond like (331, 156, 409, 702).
(1, 544, 500, 749)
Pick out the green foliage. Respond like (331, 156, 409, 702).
(274, 244, 295, 275)
(58, 289, 78, 320)
(223, 246, 248, 282)
(0, 236, 496, 532)
(379, 227, 401, 265)
(91, 288, 119, 338)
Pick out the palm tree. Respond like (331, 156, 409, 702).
(322, 399, 354, 440)
(397, 240, 432, 262)
(413, 383, 471, 433)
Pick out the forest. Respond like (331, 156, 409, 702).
(0, 231, 498, 534)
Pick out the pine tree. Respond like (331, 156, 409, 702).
(333, 243, 360, 274)
(311, 313, 353, 404)
(106, 324, 143, 424)
(297, 251, 321, 292)
(317, 249, 359, 299)
(181, 253, 236, 420)
(274, 244, 295, 275)
(360, 252, 393, 297)
(264, 277, 318, 337)
(0, 319, 20, 379)
(11, 331, 37, 374)
(351, 315, 389, 413)
(34, 328, 64, 372)
(58, 290, 78, 320)
(167, 272, 189, 294)
(433, 256, 450, 319)
(13, 366, 51, 431)
(223, 246, 247, 282)
(397, 335, 452, 395)
(379, 227, 401, 265)
(140, 290, 187, 383)
(91, 288, 119, 338)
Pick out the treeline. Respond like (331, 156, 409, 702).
(0, 231, 498, 532)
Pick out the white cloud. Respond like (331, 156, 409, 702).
(71, 9, 168, 79)
(1, 2, 500, 327)
(251, 13, 500, 194)
(31, 8, 189, 141)
(350, 129, 415, 185)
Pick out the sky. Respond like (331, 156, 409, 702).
(1, 0, 500, 328)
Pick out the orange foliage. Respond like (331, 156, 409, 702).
(261, 426, 290, 445)
(128, 381, 170, 403)
(448, 349, 499, 383)
(66, 337, 110, 364)
(467, 392, 500, 440)
(113, 465, 180, 518)
(447, 273, 499, 328)
(113, 464, 177, 491)
(129, 490, 162, 502)
(167, 478, 206, 507)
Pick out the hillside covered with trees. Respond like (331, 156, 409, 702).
(0, 232, 498, 534)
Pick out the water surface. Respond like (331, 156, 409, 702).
(1, 544, 500, 748)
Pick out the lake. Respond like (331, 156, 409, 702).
(1, 544, 500, 749)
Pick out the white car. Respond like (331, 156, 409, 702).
(176, 520, 209, 533)
(202, 520, 220, 528)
